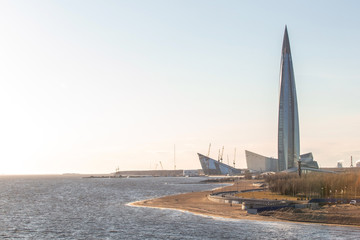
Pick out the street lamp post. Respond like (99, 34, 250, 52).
(321, 187, 323, 198)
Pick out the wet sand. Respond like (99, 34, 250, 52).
(130, 180, 360, 226)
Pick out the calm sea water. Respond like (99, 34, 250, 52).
(0, 176, 359, 239)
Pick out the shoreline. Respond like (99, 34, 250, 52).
(127, 199, 281, 223)
(128, 190, 274, 223)
(129, 180, 360, 227)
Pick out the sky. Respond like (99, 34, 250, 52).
(0, 0, 359, 174)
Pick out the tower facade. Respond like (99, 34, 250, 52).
(278, 26, 300, 171)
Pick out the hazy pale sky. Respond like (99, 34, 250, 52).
(0, 0, 359, 174)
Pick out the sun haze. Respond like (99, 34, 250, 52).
(0, 1, 359, 174)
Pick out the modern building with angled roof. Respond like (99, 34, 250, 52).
(246, 151, 318, 172)
(198, 153, 242, 175)
(245, 150, 278, 172)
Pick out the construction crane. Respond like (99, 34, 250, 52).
(174, 144, 176, 170)
(114, 166, 120, 177)
(207, 143, 211, 157)
(220, 146, 224, 163)
(233, 148, 236, 168)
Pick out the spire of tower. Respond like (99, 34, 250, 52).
(282, 25, 291, 54)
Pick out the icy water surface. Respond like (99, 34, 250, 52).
(0, 176, 359, 239)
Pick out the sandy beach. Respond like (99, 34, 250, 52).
(130, 180, 282, 222)
(130, 180, 360, 226)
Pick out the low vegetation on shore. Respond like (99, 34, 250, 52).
(265, 172, 360, 199)
(259, 204, 360, 226)
(235, 190, 298, 201)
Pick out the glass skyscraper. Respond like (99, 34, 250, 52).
(203, 26, 319, 174)
(278, 26, 300, 171)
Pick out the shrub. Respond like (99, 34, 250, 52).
(264, 172, 360, 199)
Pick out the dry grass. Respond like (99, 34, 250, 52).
(266, 172, 360, 198)
(235, 191, 298, 201)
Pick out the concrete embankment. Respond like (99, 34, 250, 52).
(208, 189, 300, 214)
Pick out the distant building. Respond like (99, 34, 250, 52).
(246, 151, 318, 172)
(298, 152, 319, 169)
(198, 153, 242, 175)
(183, 169, 200, 177)
(337, 161, 343, 168)
(356, 160, 360, 168)
(245, 151, 277, 172)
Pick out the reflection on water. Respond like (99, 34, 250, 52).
(0, 176, 359, 239)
